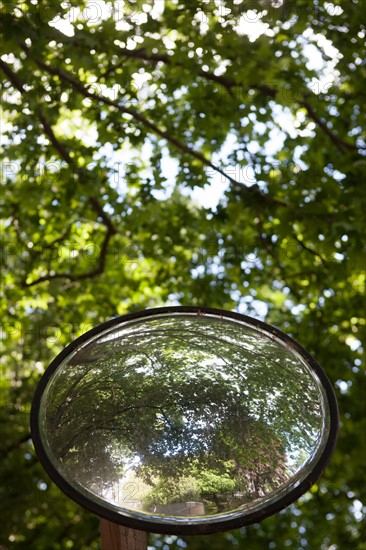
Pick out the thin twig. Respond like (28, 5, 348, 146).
(293, 235, 326, 264)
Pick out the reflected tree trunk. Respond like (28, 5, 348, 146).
(100, 519, 147, 550)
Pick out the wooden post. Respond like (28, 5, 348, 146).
(100, 519, 147, 550)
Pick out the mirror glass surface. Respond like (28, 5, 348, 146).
(37, 310, 333, 530)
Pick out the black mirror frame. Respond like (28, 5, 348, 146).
(30, 306, 339, 536)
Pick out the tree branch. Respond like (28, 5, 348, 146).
(0, 58, 117, 286)
(0, 57, 25, 93)
(1, 432, 31, 458)
(0, 57, 117, 232)
(37, 112, 116, 228)
(38, 110, 116, 232)
(96, 44, 358, 153)
(29, 111, 117, 284)
(21, 224, 114, 287)
(293, 235, 326, 264)
(10, 206, 73, 259)
(19, 46, 288, 208)
(36, 109, 74, 165)
(300, 98, 358, 153)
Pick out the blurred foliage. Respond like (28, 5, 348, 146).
(0, 0, 365, 548)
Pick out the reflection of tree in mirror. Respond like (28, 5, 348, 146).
(42, 315, 325, 515)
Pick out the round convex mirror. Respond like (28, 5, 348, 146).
(31, 307, 338, 535)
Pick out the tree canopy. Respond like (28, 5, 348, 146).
(0, 0, 365, 548)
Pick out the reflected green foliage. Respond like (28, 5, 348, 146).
(0, 0, 365, 548)
(41, 314, 326, 522)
